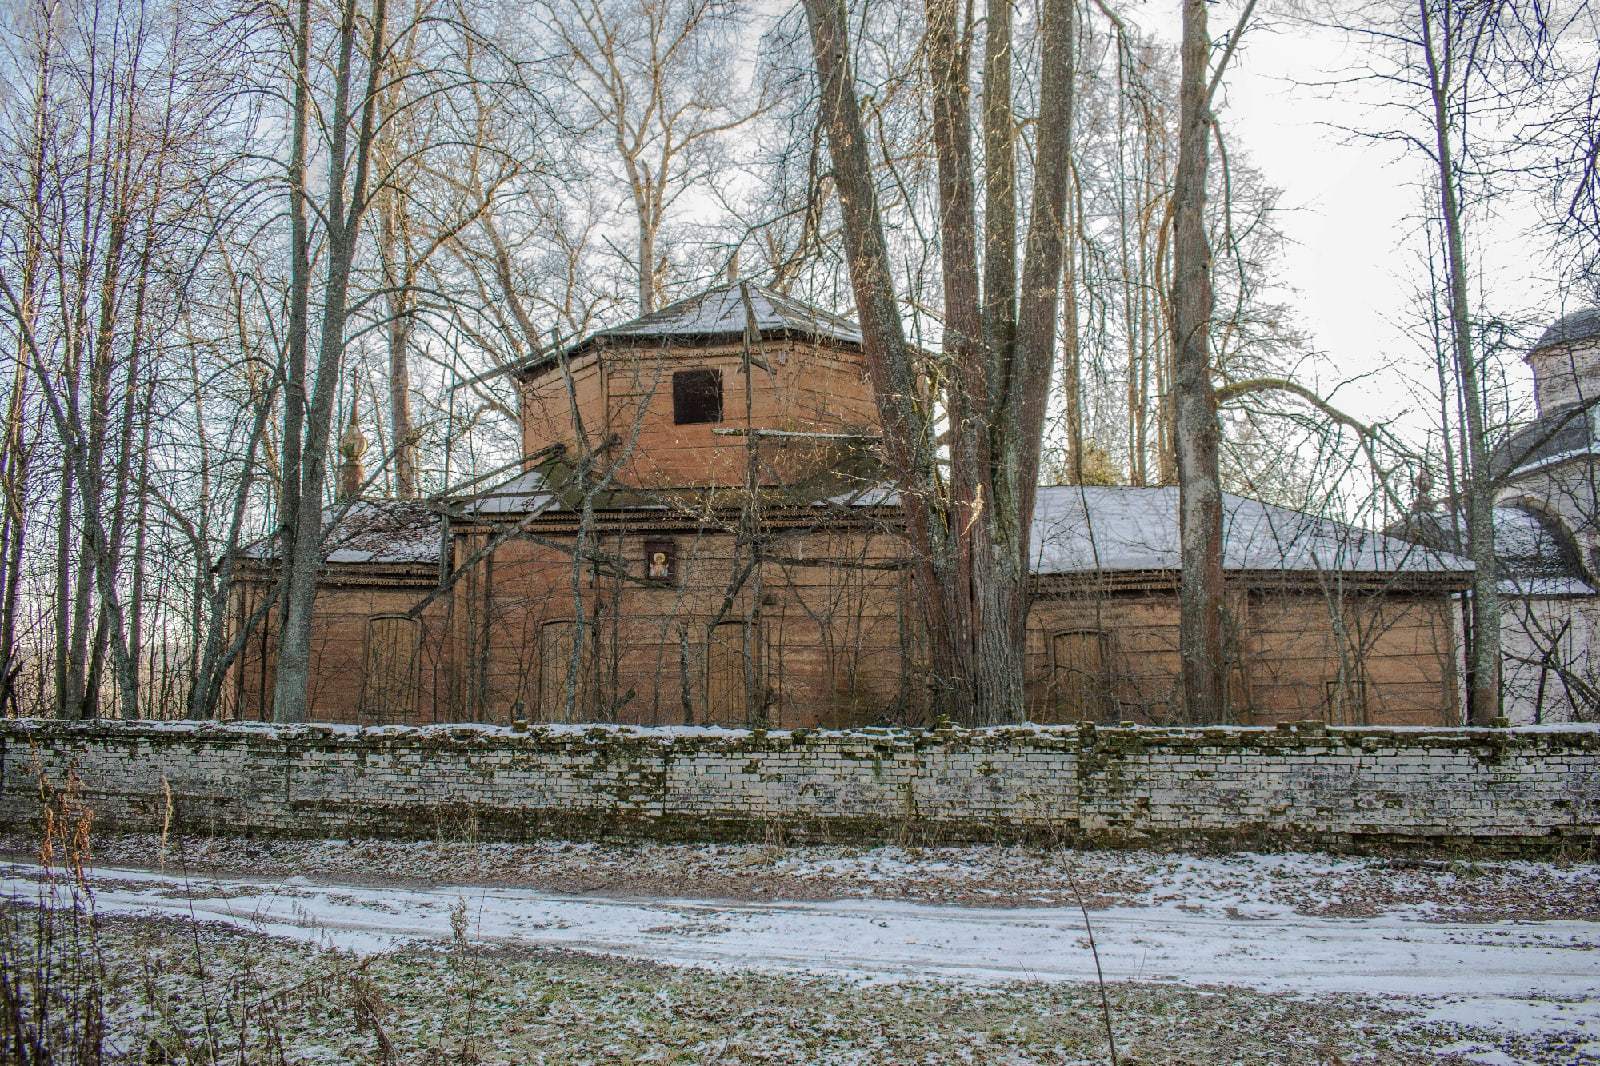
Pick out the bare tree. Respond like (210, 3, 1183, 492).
(1168, 0, 1259, 722)
(801, 0, 1076, 723)
(1334, 0, 1561, 722)
(270, 0, 393, 722)
(0, 0, 247, 719)
(535, 0, 772, 314)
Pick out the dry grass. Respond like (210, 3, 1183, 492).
(9, 903, 1589, 1065)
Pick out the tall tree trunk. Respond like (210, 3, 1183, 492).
(125, 378, 154, 718)
(981, 0, 1016, 362)
(1003, 0, 1076, 698)
(1171, 0, 1226, 722)
(276, 0, 314, 700)
(801, 0, 958, 712)
(925, 0, 989, 716)
(1421, 0, 1498, 724)
(1062, 175, 1084, 484)
(272, 0, 388, 723)
(54, 459, 73, 716)
(376, 111, 418, 499)
(804, 0, 1073, 725)
(637, 192, 657, 314)
(387, 302, 417, 497)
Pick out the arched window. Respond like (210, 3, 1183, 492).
(361, 615, 419, 725)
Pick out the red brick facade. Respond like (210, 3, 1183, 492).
(228, 284, 1470, 728)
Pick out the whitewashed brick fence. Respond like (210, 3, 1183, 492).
(1, 720, 1596, 852)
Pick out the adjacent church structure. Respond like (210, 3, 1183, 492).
(1402, 307, 1600, 723)
(229, 282, 1474, 728)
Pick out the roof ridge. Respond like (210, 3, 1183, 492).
(514, 280, 863, 378)
(1532, 305, 1600, 352)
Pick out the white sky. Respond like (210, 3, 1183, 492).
(1119, 1, 1568, 439)
(728, 0, 1584, 444)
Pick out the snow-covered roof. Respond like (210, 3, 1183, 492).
(1487, 504, 1595, 596)
(516, 281, 862, 377)
(1392, 502, 1593, 597)
(458, 469, 557, 516)
(813, 485, 901, 508)
(455, 478, 1469, 578)
(1489, 403, 1599, 480)
(1532, 306, 1600, 351)
(1033, 486, 1473, 577)
(240, 500, 440, 565)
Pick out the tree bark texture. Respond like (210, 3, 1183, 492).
(802, 0, 1074, 725)
(1421, 0, 1499, 724)
(272, 0, 389, 723)
(1171, 0, 1227, 722)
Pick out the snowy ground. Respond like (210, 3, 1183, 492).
(3, 838, 1597, 1063)
(18, 832, 1598, 919)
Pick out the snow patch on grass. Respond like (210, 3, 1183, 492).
(5, 858, 1597, 1046)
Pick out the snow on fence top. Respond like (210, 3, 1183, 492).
(11, 717, 1595, 740)
(3, 716, 1595, 852)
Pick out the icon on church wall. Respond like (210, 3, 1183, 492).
(645, 540, 676, 584)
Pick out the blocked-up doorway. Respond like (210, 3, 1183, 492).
(1048, 628, 1109, 723)
(538, 620, 593, 723)
(361, 615, 419, 725)
(705, 621, 754, 726)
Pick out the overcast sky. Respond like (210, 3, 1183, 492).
(1094, 1, 1600, 457)
(738, 0, 1587, 441)
(1120, 1, 1581, 439)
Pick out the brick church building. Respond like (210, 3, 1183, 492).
(229, 282, 1473, 728)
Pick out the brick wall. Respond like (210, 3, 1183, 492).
(1, 720, 1595, 853)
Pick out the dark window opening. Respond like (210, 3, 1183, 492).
(673, 369, 723, 424)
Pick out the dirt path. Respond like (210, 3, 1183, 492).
(6, 857, 1599, 1049)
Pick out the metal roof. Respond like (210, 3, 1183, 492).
(461, 479, 1473, 578)
(1033, 486, 1474, 577)
(1532, 307, 1600, 352)
(1392, 503, 1593, 596)
(514, 281, 862, 378)
(1488, 403, 1599, 481)
(239, 500, 440, 566)
(1490, 504, 1594, 595)
(251, 484, 1474, 583)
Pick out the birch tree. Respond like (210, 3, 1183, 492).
(0, 0, 244, 719)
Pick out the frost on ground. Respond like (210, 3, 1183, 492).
(12, 832, 1597, 921)
(0, 902, 1510, 1066)
(2, 838, 1597, 1064)
(3, 897, 1594, 1065)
